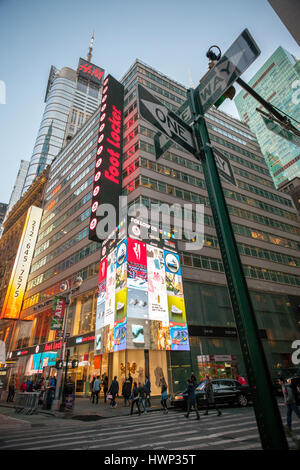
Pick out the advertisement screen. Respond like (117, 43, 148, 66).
(94, 228, 190, 353)
(0, 206, 43, 319)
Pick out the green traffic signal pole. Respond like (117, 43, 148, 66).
(188, 88, 289, 450)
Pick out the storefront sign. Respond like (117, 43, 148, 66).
(0, 206, 43, 319)
(77, 58, 105, 85)
(189, 325, 267, 339)
(50, 297, 66, 330)
(89, 74, 125, 242)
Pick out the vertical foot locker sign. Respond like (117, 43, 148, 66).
(89, 75, 125, 242)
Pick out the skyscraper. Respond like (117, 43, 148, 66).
(23, 34, 104, 193)
(6, 160, 29, 215)
(234, 46, 300, 189)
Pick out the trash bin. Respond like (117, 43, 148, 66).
(42, 387, 55, 410)
(64, 383, 75, 411)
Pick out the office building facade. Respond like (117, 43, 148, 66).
(7, 60, 300, 395)
(235, 46, 300, 189)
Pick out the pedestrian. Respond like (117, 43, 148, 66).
(160, 377, 168, 414)
(26, 377, 33, 392)
(91, 376, 96, 402)
(122, 377, 131, 406)
(237, 374, 248, 385)
(278, 377, 300, 432)
(92, 375, 101, 404)
(6, 380, 15, 403)
(138, 382, 147, 413)
(130, 382, 141, 415)
(102, 375, 108, 403)
(20, 381, 27, 392)
(50, 376, 56, 388)
(185, 379, 200, 420)
(203, 375, 221, 416)
(191, 372, 197, 388)
(144, 375, 151, 408)
(108, 376, 119, 408)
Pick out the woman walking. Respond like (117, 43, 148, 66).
(160, 377, 168, 414)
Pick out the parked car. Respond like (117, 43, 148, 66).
(171, 378, 252, 410)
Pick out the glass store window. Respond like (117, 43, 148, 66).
(78, 291, 97, 335)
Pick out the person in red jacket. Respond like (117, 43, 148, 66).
(20, 381, 27, 392)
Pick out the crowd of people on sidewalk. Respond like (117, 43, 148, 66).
(3, 376, 57, 404)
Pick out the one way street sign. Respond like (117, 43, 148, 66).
(138, 84, 196, 154)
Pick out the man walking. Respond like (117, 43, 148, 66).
(138, 382, 147, 413)
(203, 375, 221, 416)
(130, 382, 141, 415)
(122, 377, 131, 407)
(108, 376, 119, 408)
(278, 377, 300, 432)
(185, 379, 200, 420)
(144, 376, 151, 408)
(92, 376, 101, 404)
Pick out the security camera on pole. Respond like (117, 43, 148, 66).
(51, 276, 83, 411)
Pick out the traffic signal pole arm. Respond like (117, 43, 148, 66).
(236, 77, 300, 136)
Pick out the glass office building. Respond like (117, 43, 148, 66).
(235, 47, 300, 189)
(7, 60, 300, 396)
(23, 61, 103, 193)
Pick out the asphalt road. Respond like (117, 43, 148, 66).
(0, 403, 299, 450)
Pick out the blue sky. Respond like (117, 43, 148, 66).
(0, 0, 299, 204)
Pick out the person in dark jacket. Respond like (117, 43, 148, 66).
(130, 382, 141, 415)
(122, 377, 132, 406)
(203, 375, 221, 416)
(26, 378, 33, 392)
(138, 382, 147, 413)
(278, 377, 300, 431)
(160, 377, 168, 414)
(108, 376, 119, 408)
(144, 376, 151, 408)
(190, 373, 197, 388)
(185, 379, 200, 420)
(102, 375, 108, 403)
(6, 380, 15, 402)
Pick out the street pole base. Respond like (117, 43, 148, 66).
(51, 399, 61, 411)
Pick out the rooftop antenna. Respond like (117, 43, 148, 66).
(188, 68, 194, 89)
(87, 31, 95, 63)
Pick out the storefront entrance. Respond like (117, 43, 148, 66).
(197, 355, 238, 381)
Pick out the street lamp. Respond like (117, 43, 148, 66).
(52, 276, 83, 411)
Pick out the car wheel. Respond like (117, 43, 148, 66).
(237, 394, 248, 407)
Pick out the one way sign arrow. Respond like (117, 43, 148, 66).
(137, 84, 196, 154)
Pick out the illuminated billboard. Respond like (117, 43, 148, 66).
(89, 74, 124, 242)
(0, 206, 43, 319)
(94, 220, 190, 353)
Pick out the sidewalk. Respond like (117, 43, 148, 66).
(0, 392, 165, 428)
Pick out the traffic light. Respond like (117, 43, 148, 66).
(55, 360, 63, 369)
(214, 85, 236, 108)
(71, 359, 79, 368)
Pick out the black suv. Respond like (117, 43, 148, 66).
(171, 378, 251, 409)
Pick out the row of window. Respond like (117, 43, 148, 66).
(127, 174, 299, 235)
(179, 252, 300, 287)
(209, 132, 267, 166)
(137, 196, 300, 251)
(136, 154, 296, 221)
(37, 176, 94, 244)
(49, 112, 99, 182)
(206, 113, 257, 141)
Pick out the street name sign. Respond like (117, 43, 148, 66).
(212, 147, 236, 186)
(262, 115, 300, 147)
(196, 29, 261, 114)
(138, 84, 196, 154)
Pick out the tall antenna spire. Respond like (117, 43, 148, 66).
(188, 68, 194, 89)
(87, 31, 95, 63)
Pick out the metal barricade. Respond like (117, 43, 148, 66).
(14, 392, 40, 415)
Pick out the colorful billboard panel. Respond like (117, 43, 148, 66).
(94, 235, 190, 352)
(0, 206, 43, 319)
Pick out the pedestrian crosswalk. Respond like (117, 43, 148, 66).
(0, 407, 299, 450)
